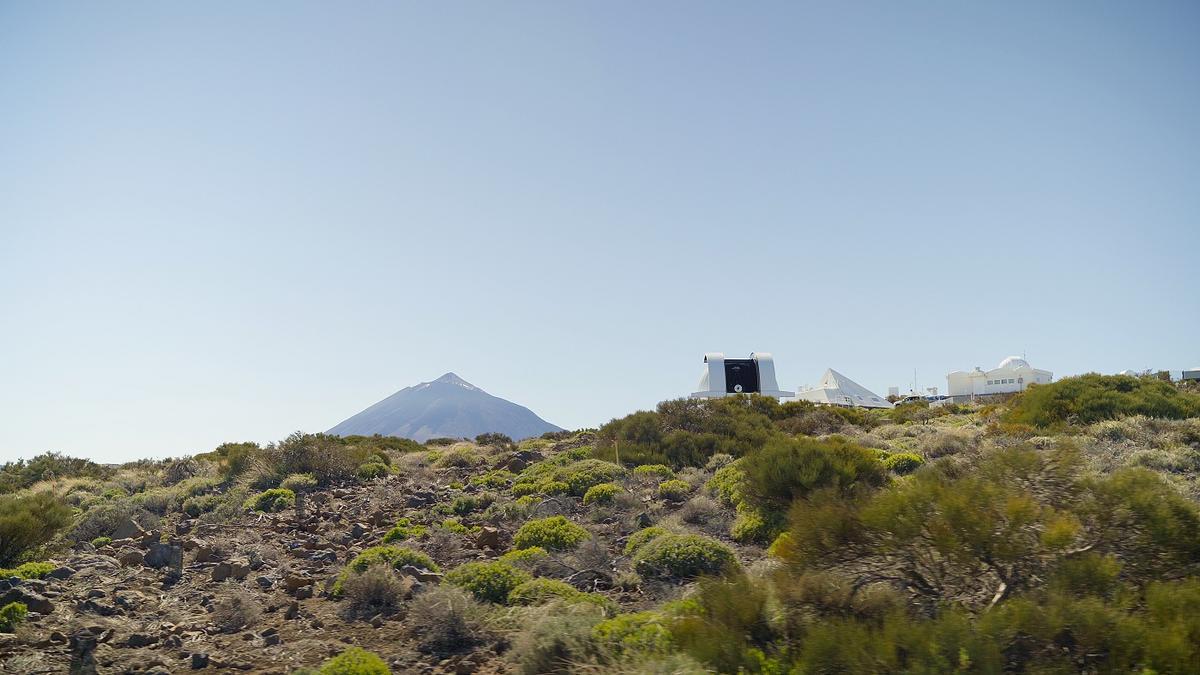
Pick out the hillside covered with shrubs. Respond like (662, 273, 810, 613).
(2, 374, 1200, 673)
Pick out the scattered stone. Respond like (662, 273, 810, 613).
(144, 542, 183, 569)
(475, 526, 502, 550)
(1, 587, 54, 614)
(117, 548, 145, 567)
(284, 601, 299, 620)
(190, 652, 210, 669)
(254, 575, 274, 589)
(47, 566, 76, 580)
(127, 632, 158, 648)
(399, 565, 444, 584)
(294, 585, 313, 600)
(112, 519, 147, 541)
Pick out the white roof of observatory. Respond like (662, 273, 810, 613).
(795, 369, 893, 409)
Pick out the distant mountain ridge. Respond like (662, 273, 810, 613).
(327, 372, 563, 442)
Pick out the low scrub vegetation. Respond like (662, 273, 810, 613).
(7, 386, 1200, 672)
(1006, 373, 1200, 428)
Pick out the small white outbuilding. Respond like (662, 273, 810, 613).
(794, 369, 894, 409)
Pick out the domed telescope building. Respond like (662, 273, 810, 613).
(690, 352, 793, 399)
(946, 356, 1052, 401)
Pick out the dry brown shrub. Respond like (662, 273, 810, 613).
(211, 590, 261, 633)
(342, 564, 412, 617)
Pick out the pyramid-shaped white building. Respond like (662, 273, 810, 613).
(795, 369, 893, 409)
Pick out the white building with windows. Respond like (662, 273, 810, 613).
(946, 356, 1052, 400)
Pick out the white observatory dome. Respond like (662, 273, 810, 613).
(998, 356, 1030, 370)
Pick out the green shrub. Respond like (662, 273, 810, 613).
(243, 488, 294, 513)
(445, 561, 531, 603)
(0, 492, 73, 566)
(507, 578, 608, 609)
(883, 452, 924, 474)
(333, 546, 439, 595)
(0, 561, 55, 579)
(632, 534, 738, 580)
(634, 464, 675, 479)
(0, 601, 28, 633)
(381, 518, 428, 543)
(730, 504, 783, 545)
(450, 493, 492, 516)
(740, 435, 886, 512)
(1005, 373, 1200, 428)
(475, 432, 514, 447)
(280, 473, 318, 492)
(0, 452, 110, 494)
(262, 432, 364, 485)
(90, 536, 112, 548)
(318, 646, 390, 674)
(596, 397, 780, 467)
(440, 517, 473, 535)
(356, 462, 389, 480)
(593, 611, 673, 657)
(582, 482, 623, 506)
(470, 470, 515, 489)
(434, 446, 479, 468)
(563, 459, 626, 496)
(658, 479, 692, 501)
(182, 494, 222, 517)
(624, 526, 669, 555)
(706, 462, 746, 508)
(513, 516, 590, 551)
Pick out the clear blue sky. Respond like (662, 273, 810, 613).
(2, 2, 1198, 463)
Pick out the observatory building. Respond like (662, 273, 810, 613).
(690, 352, 792, 399)
(795, 369, 894, 409)
(946, 356, 1052, 400)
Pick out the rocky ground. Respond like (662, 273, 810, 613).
(0, 436, 751, 674)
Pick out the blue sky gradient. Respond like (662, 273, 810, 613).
(2, 2, 1198, 462)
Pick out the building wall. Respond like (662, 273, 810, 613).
(947, 365, 1052, 398)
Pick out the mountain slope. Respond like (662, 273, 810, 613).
(327, 372, 562, 441)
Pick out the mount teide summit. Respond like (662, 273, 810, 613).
(327, 373, 563, 442)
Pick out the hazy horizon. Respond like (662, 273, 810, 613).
(3, 1, 1198, 463)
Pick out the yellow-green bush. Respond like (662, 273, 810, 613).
(513, 516, 590, 551)
(318, 646, 390, 674)
(657, 479, 692, 501)
(381, 518, 427, 543)
(507, 578, 609, 609)
(634, 464, 675, 479)
(356, 462, 389, 480)
(243, 488, 294, 513)
(333, 546, 439, 595)
(0, 561, 55, 579)
(632, 534, 738, 580)
(445, 560, 531, 604)
(0, 601, 28, 633)
(593, 611, 673, 658)
(882, 452, 923, 474)
(582, 482, 623, 506)
(624, 526, 669, 556)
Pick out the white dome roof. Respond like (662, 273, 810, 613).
(998, 356, 1030, 370)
